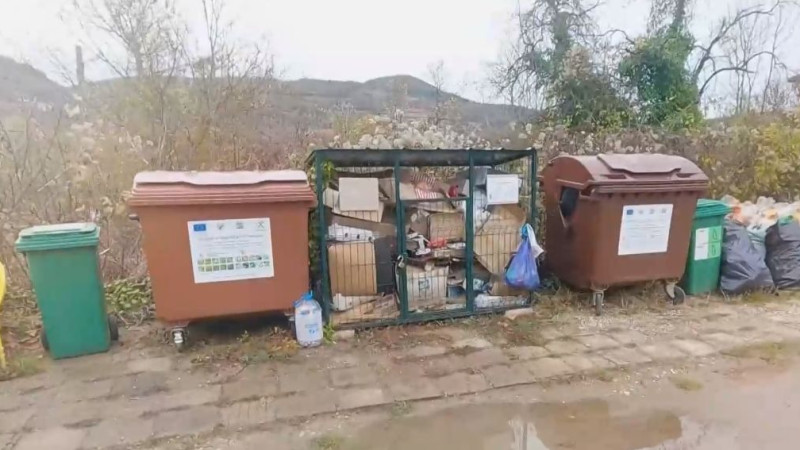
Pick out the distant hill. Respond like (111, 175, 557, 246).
(0, 55, 531, 129)
(0, 56, 69, 114)
(278, 75, 532, 127)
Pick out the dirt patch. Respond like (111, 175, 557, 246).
(670, 375, 704, 391)
(723, 342, 800, 365)
(354, 323, 453, 351)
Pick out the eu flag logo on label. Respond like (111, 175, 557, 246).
(193, 224, 207, 232)
(626, 209, 634, 215)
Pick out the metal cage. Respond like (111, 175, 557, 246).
(309, 148, 538, 328)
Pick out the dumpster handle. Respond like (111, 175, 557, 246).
(128, 214, 140, 222)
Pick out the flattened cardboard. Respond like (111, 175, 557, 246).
(330, 213, 398, 238)
(338, 178, 380, 212)
(405, 265, 449, 309)
(324, 188, 384, 222)
(474, 205, 526, 275)
(328, 242, 377, 296)
(429, 212, 465, 241)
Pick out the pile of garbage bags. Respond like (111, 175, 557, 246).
(720, 196, 800, 294)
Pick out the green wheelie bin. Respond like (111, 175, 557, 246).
(681, 199, 730, 295)
(15, 223, 116, 359)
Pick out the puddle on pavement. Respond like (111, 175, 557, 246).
(346, 399, 686, 450)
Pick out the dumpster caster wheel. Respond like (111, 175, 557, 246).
(171, 328, 187, 352)
(666, 285, 686, 305)
(41, 329, 49, 351)
(592, 291, 604, 316)
(108, 315, 119, 342)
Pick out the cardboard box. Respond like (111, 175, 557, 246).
(324, 188, 384, 222)
(328, 242, 377, 296)
(330, 213, 397, 238)
(474, 205, 526, 275)
(405, 265, 449, 309)
(338, 178, 380, 212)
(379, 173, 454, 213)
(408, 210, 465, 242)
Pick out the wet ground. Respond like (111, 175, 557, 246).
(214, 354, 800, 450)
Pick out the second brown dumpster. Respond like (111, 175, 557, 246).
(541, 154, 708, 314)
(128, 171, 316, 348)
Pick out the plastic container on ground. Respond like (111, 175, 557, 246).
(15, 223, 113, 359)
(540, 154, 709, 314)
(681, 199, 730, 295)
(127, 171, 317, 349)
(294, 292, 323, 347)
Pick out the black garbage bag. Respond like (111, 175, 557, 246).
(720, 221, 774, 294)
(765, 219, 800, 289)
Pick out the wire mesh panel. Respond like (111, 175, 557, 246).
(311, 148, 538, 328)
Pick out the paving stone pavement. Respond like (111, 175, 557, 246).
(2, 300, 800, 449)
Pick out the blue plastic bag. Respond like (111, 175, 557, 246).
(504, 224, 543, 291)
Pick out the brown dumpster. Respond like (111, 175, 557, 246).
(541, 154, 708, 314)
(128, 171, 316, 348)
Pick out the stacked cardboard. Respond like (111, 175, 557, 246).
(323, 168, 528, 325)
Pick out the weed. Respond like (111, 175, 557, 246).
(313, 434, 345, 450)
(106, 278, 153, 325)
(670, 375, 703, 391)
(723, 342, 800, 364)
(593, 369, 616, 382)
(391, 401, 412, 417)
(323, 322, 336, 345)
(0, 354, 45, 381)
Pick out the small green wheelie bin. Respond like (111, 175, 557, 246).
(681, 199, 730, 295)
(15, 223, 115, 359)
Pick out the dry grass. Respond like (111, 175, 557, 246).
(186, 318, 299, 368)
(723, 342, 800, 364)
(0, 291, 45, 381)
(354, 323, 452, 351)
(670, 375, 704, 391)
(312, 434, 346, 450)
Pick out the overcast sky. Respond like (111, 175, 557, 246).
(0, 0, 797, 104)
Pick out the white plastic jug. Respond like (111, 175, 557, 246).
(294, 292, 323, 347)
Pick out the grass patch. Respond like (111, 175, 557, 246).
(670, 375, 704, 391)
(312, 434, 346, 450)
(187, 319, 299, 367)
(592, 369, 617, 383)
(739, 290, 778, 304)
(0, 354, 45, 381)
(1, 290, 46, 381)
(723, 342, 800, 364)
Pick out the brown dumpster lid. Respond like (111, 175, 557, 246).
(543, 153, 708, 193)
(128, 170, 317, 207)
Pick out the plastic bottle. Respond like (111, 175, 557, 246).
(293, 291, 323, 348)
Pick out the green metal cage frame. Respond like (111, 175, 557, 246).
(310, 148, 539, 328)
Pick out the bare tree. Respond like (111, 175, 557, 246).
(427, 60, 450, 125)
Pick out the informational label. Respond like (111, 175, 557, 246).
(618, 204, 674, 256)
(187, 218, 274, 284)
(694, 226, 722, 261)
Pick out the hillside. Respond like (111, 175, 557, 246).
(0, 56, 69, 114)
(0, 55, 531, 128)
(278, 75, 531, 127)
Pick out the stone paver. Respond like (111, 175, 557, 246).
(525, 357, 573, 379)
(222, 377, 279, 403)
(462, 348, 510, 368)
(153, 405, 221, 438)
(422, 355, 469, 377)
(434, 372, 489, 396)
(506, 346, 549, 361)
(0, 434, 12, 449)
(481, 364, 536, 388)
(699, 332, 749, 351)
(221, 399, 275, 428)
(670, 339, 716, 357)
(451, 337, 493, 350)
(385, 377, 442, 401)
(395, 345, 448, 359)
(539, 327, 568, 341)
(561, 354, 607, 372)
(111, 372, 168, 398)
(544, 339, 587, 355)
(600, 347, 652, 366)
(272, 390, 338, 420)
(54, 379, 114, 403)
(276, 367, 329, 394)
(610, 330, 649, 345)
(157, 386, 221, 410)
(336, 387, 387, 410)
(127, 357, 173, 373)
(0, 408, 33, 433)
(330, 366, 378, 388)
(81, 417, 154, 448)
(637, 343, 687, 360)
(576, 334, 620, 350)
(30, 401, 103, 429)
(15, 426, 85, 450)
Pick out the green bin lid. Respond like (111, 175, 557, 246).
(15, 223, 100, 253)
(694, 199, 731, 219)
